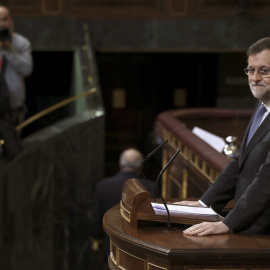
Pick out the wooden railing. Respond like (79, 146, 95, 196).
(16, 87, 97, 131)
(157, 108, 252, 199)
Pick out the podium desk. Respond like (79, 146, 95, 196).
(103, 205, 270, 270)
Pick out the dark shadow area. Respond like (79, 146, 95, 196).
(0, 114, 105, 270)
(24, 51, 74, 138)
(95, 52, 248, 177)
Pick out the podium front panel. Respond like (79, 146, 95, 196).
(104, 205, 270, 270)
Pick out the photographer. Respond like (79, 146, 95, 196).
(0, 5, 33, 127)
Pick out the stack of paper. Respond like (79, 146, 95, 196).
(192, 126, 225, 153)
(151, 202, 223, 223)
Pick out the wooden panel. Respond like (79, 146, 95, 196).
(148, 262, 168, 270)
(69, 0, 158, 5)
(167, 0, 189, 17)
(67, 0, 161, 7)
(7, 0, 40, 16)
(104, 205, 270, 270)
(8, 0, 33, 4)
(191, 0, 242, 17)
(64, 0, 166, 17)
(163, 144, 211, 199)
(187, 269, 246, 270)
(41, 0, 62, 15)
(118, 248, 146, 270)
(4, 0, 270, 18)
(191, 0, 270, 18)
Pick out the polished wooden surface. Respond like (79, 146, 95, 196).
(104, 204, 270, 270)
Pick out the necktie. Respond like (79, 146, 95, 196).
(246, 104, 267, 145)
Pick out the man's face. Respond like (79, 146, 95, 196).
(0, 7, 12, 30)
(248, 49, 270, 104)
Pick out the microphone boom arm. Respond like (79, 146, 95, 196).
(155, 148, 181, 231)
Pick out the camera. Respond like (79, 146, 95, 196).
(0, 27, 11, 42)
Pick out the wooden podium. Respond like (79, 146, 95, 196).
(120, 178, 222, 229)
(103, 179, 270, 270)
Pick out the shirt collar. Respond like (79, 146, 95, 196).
(262, 101, 270, 113)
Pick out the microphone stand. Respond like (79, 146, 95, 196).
(155, 149, 181, 231)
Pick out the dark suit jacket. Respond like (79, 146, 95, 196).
(90, 171, 158, 257)
(0, 71, 10, 118)
(201, 102, 270, 234)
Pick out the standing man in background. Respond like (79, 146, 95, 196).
(0, 4, 33, 126)
(90, 148, 158, 265)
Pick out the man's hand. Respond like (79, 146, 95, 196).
(173, 201, 230, 236)
(183, 221, 230, 236)
(173, 200, 202, 207)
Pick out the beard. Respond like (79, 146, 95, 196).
(250, 82, 270, 103)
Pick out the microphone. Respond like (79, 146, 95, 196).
(142, 138, 168, 164)
(155, 148, 181, 231)
(140, 138, 168, 182)
(140, 138, 168, 200)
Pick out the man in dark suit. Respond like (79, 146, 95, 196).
(0, 68, 22, 160)
(175, 37, 270, 236)
(90, 148, 158, 258)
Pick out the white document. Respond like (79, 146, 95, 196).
(192, 126, 225, 153)
(151, 202, 218, 217)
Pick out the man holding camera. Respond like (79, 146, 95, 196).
(0, 5, 33, 126)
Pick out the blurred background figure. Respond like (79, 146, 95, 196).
(0, 4, 33, 127)
(0, 4, 32, 160)
(0, 67, 22, 160)
(89, 148, 158, 268)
